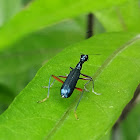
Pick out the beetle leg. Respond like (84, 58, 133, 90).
(74, 90, 84, 120)
(70, 67, 73, 70)
(78, 77, 92, 92)
(80, 72, 92, 79)
(42, 79, 56, 88)
(37, 75, 53, 103)
(92, 82, 101, 95)
(38, 75, 83, 103)
(51, 75, 83, 92)
(79, 73, 101, 95)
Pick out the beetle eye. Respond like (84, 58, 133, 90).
(84, 55, 88, 61)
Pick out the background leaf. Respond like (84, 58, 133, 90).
(0, 32, 140, 140)
(95, 0, 140, 32)
(0, 84, 15, 114)
(0, 0, 127, 50)
(120, 103, 140, 140)
(0, 0, 22, 26)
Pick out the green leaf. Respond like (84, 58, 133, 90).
(100, 131, 111, 140)
(0, 18, 85, 76)
(120, 103, 140, 140)
(95, 0, 140, 32)
(0, 32, 140, 140)
(0, 84, 14, 114)
(0, 0, 22, 26)
(0, 0, 127, 50)
(22, 0, 32, 6)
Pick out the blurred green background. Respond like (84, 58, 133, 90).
(0, 0, 140, 140)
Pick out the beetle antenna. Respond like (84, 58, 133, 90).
(80, 52, 101, 55)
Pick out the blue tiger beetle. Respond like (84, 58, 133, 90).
(38, 54, 100, 119)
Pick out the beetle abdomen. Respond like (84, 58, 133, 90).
(61, 68, 80, 98)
